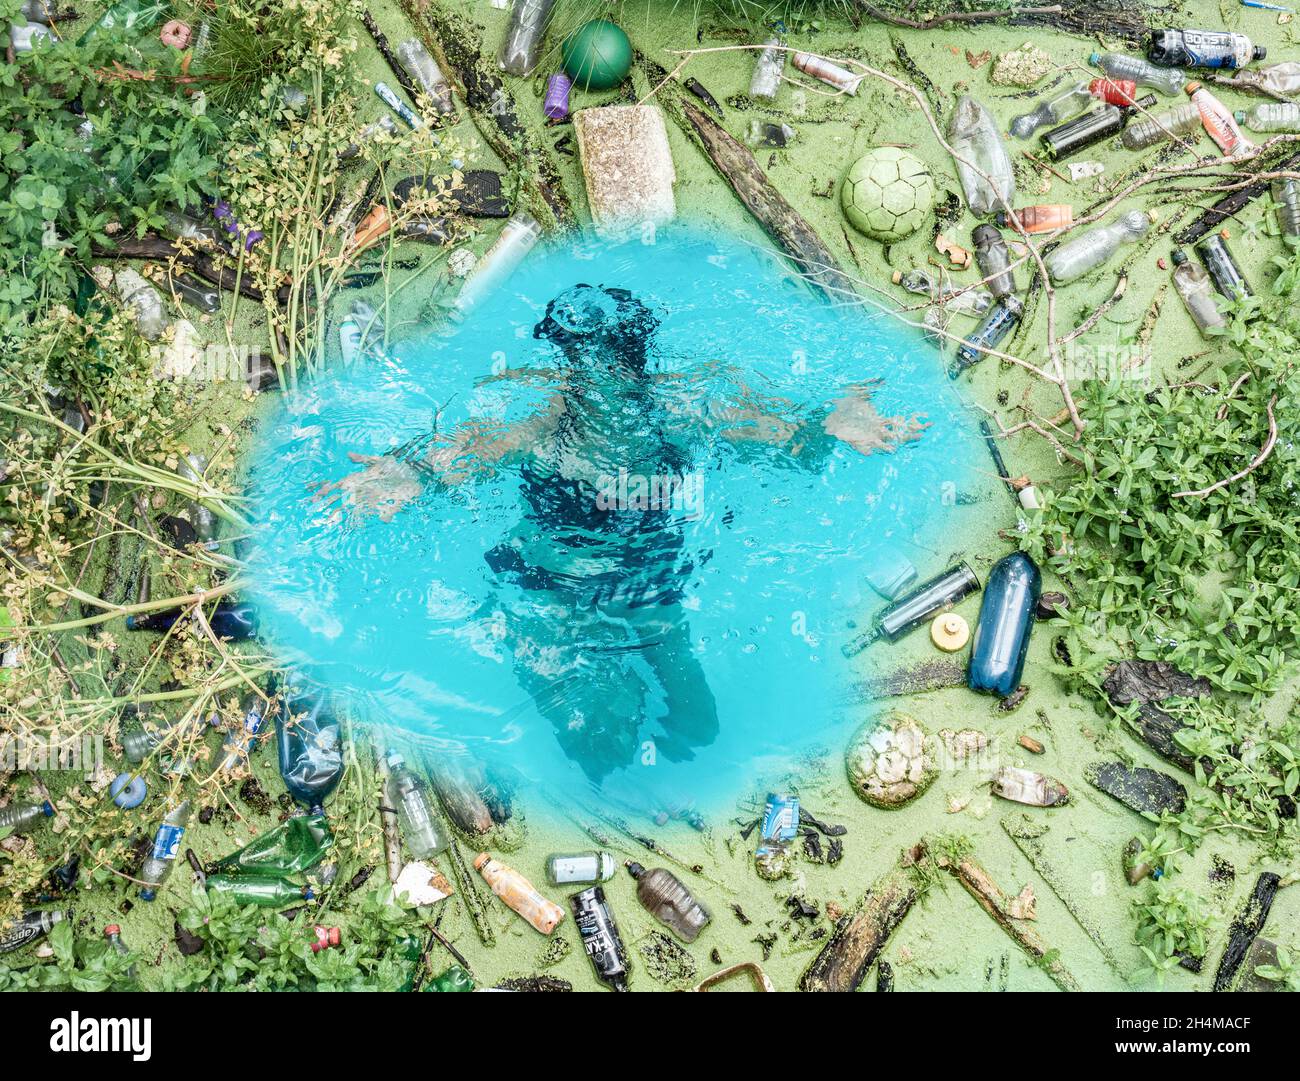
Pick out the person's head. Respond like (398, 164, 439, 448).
(533, 284, 659, 377)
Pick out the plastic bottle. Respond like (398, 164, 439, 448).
(1009, 82, 1095, 139)
(1233, 60, 1300, 97)
(1090, 52, 1185, 96)
(1195, 235, 1252, 302)
(212, 693, 271, 776)
(1147, 29, 1265, 71)
(104, 924, 137, 979)
(0, 800, 54, 834)
(175, 453, 216, 542)
(571, 886, 630, 991)
(276, 688, 343, 814)
(451, 212, 542, 318)
(1170, 250, 1227, 334)
(375, 81, 422, 130)
(1041, 96, 1156, 160)
(842, 562, 981, 656)
(209, 813, 333, 876)
(1186, 82, 1251, 156)
(20, 0, 55, 21)
(954, 295, 1023, 375)
(497, 0, 557, 77)
(398, 38, 454, 115)
(10, 22, 53, 50)
(891, 268, 992, 317)
(968, 552, 1041, 698)
(122, 713, 203, 765)
(76, 0, 168, 45)
(749, 38, 785, 100)
(626, 862, 711, 943)
(339, 115, 399, 161)
(1273, 178, 1300, 244)
(996, 205, 1073, 234)
(386, 754, 448, 859)
(1121, 102, 1202, 149)
(170, 273, 220, 314)
(126, 600, 256, 639)
(1044, 209, 1153, 283)
(948, 96, 1015, 216)
(1, 910, 68, 953)
(162, 207, 225, 249)
(206, 874, 315, 907)
(545, 851, 616, 885)
(113, 268, 167, 340)
(140, 801, 191, 900)
(544, 73, 572, 121)
(474, 853, 565, 933)
(791, 52, 862, 95)
(1235, 102, 1300, 133)
(972, 223, 1015, 299)
(1088, 77, 1139, 107)
(753, 792, 799, 879)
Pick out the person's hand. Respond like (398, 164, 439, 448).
(823, 391, 929, 457)
(313, 453, 423, 523)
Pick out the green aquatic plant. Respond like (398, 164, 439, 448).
(1254, 944, 1300, 991)
(1133, 879, 1216, 986)
(0, 916, 138, 991)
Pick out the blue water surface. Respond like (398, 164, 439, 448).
(243, 227, 984, 818)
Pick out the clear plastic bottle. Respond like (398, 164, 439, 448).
(1195, 234, 1253, 302)
(626, 862, 711, 943)
(104, 924, 137, 980)
(451, 212, 542, 318)
(1233, 60, 1300, 97)
(1235, 102, 1300, 133)
(213, 694, 270, 776)
(545, 851, 616, 885)
(0, 800, 54, 834)
(948, 96, 1015, 216)
(398, 38, 454, 115)
(497, 0, 556, 77)
(385, 753, 448, 859)
(1090, 51, 1185, 96)
(139, 801, 191, 901)
(891, 268, 992, 316)
(972, 223, 1015, 299)
(175, 454, 215, 542)
(1009, 82, 1094, 139)
(1044, 209, 1153, 283)
(749, 38, 785, 100)
(1121, 102, 1201, 149)
(843, 562, 981, 656)
(1170, 250, 1226, 335)
(122, 714, 207, 765)
(953, 296, 1023, 374)
(113, 268, 167, 340)
(1273, 178, 1300, 244)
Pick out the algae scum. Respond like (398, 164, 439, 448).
(1, 0, 1298, 993)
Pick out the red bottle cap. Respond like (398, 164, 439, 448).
(104, 924, 120, 936)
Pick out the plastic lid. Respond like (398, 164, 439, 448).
(386, 752, 405, 768)
(140, 889, 156, 901)
(1255, 46, 1267, 60)
(626, 861, 645, 878)
(931, 613, 970, 652)
(104, 924, 120, 936)
(41, 800, 54, 817)
(1184, 81, 1200, 95)
(1088, 51, 1101, 65)
(994, 211, 1010, 228)
(1171, 249, 1188, 265)
(890, 270, 903, 284)
(1233, 110, 1246, 124)
(472, 851, 491, 871)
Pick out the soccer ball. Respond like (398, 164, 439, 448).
(841, 146, 936, 243)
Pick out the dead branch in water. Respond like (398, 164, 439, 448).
(1172, 395, 1279, 499)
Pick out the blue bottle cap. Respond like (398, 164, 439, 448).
(140, 888, 156, 901)
(1088, 52, 1101, 66)
(41, 800, 54, 817)
(303, 887, 316, 901)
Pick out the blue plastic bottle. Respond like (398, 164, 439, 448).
(968, 553, 1041, 697)
(276, 688, 343, 814)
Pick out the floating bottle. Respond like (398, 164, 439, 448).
(1090, 51, 1185, 96)
(1040, 96, 1156, 161)
(0, 800, 54, 835)
(791, 52, 862, 95)
(113, 268, 167, 340)
(754, 792, 799, 879)
(749, 38, 785, 100)
(122, 713, 208, 765)
(1, 910, 68, 953)
(1120, 102, 1201, 149)
(1232, 60, 1300, 97)
(1234, 102, 1300, 133)
(953, 295, 1023, 374)
(398, 38, 454, 115)
(169, 273, 220, 314)
(843, 562, 981, 655)
(276, 688, 342, 814)
(1186, 82, 1251, 156)
(948, 96, 1015, 216)
(1170, 250, 1226, 334)
(972, 223, 1015, 299)
(1044, 209, 1153, 283)
(175, 453, 216, 542)
(543, 73, 571, 121)
(140, 801, 191, 900)
(209, 813, 333, 877)
(1194, 234, 1252, 302)
(1272, 178, 1300, 243)
(1147, 29, 1265, 71)
(213, 694, 271, 776)
(375, 81, 422, 130)
(10, 21, 53, 50)
(451, 212, 541, 318)
(386, 753, 448, 859)
(995, 205, 1073, 235)
(891, 268, 992, 317)
(162, 207, 225, 249)
(474, 853, 565, 933)
(1009, 82, 1095, 139)
(206, 874, 315, 907)
(497, 0, 557, 77)
(126, 600, 256, 639)
(571, 886, 630, 991)
(1088, 77, 1139, 107)
(626, 862, 711, 943)
(339, 115, 398, 161)
(967, 552, 1041, 698)
(103, 924, 137, 979)
(545, 851, 617, 885)
(992, 765, 1069, 807)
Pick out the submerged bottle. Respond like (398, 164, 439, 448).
(996, 205, 1073, 234)
(113, 268, 167, 341)
(1009, 82, 1094, 139)
(212, 693, 271, 776)
(1170, 250, 1226, 335)
(968, 552, 1041, 698)
(749, 38, 785, 100)
(209, 813, 333, 877)
(175, 453, 215, 542)
(891, 268, 992, 316)
(843, 563, 980, 656)
(276, 688, 343, 814)
(572, 886, 630, 991)
(126, 600, 256, 640)
(948, 96, 1015, 216)
(1121, 102, 1201, 149)
(0, 800, 54, 835)
(1, 910, 68, 953)
(451, 212, 542, 319)
(398, 38, 454, 115)
(972, 223, 1015, 299)
(1091, 52, 1185, 96)
(140, 801, 191, 900)
(474, 853, 565, 934)
(1233, 60, 1300, 97)
(1148, 29, 1265, 71)
(497, 0, 556, 77)
(1273, 178, 1300, 243)
(104, 924, 137, 979)
(1186, 82, 1251, 156)
(386, 753, 448, 859)
(1195, 235, 1252, 302)
(954, 295, 1023, 374)
(1234, 102, 1300, 133)
(1044, 209, 1153, 283)
(545, 851, 617, 885)
(626, 862, 711, 943)
(206, 874, 314, 907)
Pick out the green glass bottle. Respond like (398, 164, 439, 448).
(205, 874, 314, 907)
(207, 814, 333, 877)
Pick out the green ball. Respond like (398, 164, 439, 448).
(561, 19, 632, 92)
(841, 146, 936, 243)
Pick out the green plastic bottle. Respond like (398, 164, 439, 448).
(205, 874, 314, 907)
(76, 0, 170, 45)
(207, 814, 333, 877)
(423, 965, 475, 992)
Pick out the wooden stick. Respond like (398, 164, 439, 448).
(800, 862, 917, 991)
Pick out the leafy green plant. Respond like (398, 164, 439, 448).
(0, 917, 138, 991)
(1133, 880, 1216, 985)
(1254, 943, 1300, 991)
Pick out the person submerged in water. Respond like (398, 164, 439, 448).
(317, 284, 926, 781)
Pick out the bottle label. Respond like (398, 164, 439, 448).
(550, 856, 599, 882)
(151, 823, 185, 861)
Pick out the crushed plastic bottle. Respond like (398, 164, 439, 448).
(398, 38, 454, 115)
(996, 205, 1073, 234)
(1148, 28, 1265, 71)
(140, 801, 191, 900)
(571, 885, 630, 991)
(1171, 250, 1226, 334)
(113, 268, 168, 340)
(276, 688, 343, 814)
(1235, 102, 1300, 133)
(1121, 102, 1202, 149)
(1186, 82, 1251, 155)
(1044, 209, 1153, 283)
(891, 268, 993, 317)
(754, 792, 799, 879)
(972, 223, 1015, 299)
(1091, 51, 1185, 96)
(749, 38, 785, 100)
(1009, 82, 1095, 139)
(1, 910, 68, 953)
(212, 693, 272, 776)
(1233, 60, 1300, 97)
(386, 753, 448, 859)
(497, 0, 556, 76)
(209, 813, 333, 876)
(0, 800, 54, 834)
(1273, 178, 1300, 243)
(968, 552, 1041, 698)
(948, 96, 1015, 216)
(626, 861, 711, 942)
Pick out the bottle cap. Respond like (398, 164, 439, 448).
(1171, 249, 1188, 265)
(104, 924, 120, 937)
(1234, 110, 1246, 124)
(140, 889, 156, 902)
(1254, 46, 1267, 61)
(472, 851, 491, 871)
(890, 269, 903, 284)
(41, 800, 54, 817)
(626, 860, 645, 878)
(1088, 51, 1101, 65)
(930, 613, 970, 652)
(994, 210, 1010, 228)
(1184, 81, 1200, 95)
(386, 752, 404, 768)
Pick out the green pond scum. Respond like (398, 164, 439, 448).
(0, 0, 1298, 1007)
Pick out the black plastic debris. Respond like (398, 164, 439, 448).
(392, 170, 510, 218)
(1103, 660, 1212, 771)
(1085, 761, 1188, 816)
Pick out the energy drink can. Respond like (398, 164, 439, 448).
(571, 886, 630, 991)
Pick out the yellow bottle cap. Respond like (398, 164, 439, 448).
(931, 613, 970, 652)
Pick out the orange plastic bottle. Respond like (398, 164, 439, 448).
(996, 205, 1074, 234)
(1186, 81, 1252, 156)
(474, 853, 565, 934)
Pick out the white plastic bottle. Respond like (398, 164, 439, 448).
(1044, 209, 1153, 283)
